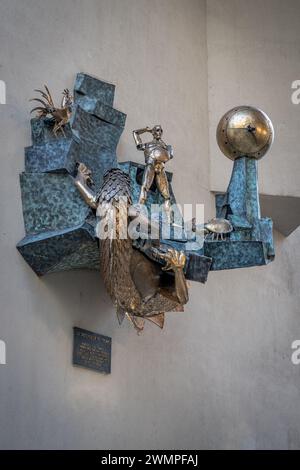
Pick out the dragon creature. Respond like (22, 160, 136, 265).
(74, 163, 189, 333)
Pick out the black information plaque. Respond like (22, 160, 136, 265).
(73, 327, 111, 374)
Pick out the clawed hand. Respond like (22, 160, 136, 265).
(153, 248, 186, 272)
(76, 162, 94, 187)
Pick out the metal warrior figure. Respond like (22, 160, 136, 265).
(133, 125, 173, 214)
(73, 163, 189, 333)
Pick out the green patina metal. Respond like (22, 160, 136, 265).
(17, 73, 274, 280)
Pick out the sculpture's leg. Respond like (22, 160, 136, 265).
(171, 268, 189, 305)
(156, 169, 172, 221)
(59, 121, 66, 137)
(139, 164, 155, 204)
(53, 121, 65, 138)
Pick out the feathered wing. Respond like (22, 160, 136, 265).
(43, 85, 55, 107)
(30, 85, 55, 116)
(96, 169, 140, 314)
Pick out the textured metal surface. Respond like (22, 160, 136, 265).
(75, 96, 126, 128)
(20, 173, 90, 234)
(74, 73, 115, 106)
(96, 168, 132, 204)
(31, 117, 73, 145)
(71, 105, 123, 150)
(18, 73, 125, 275)
(184, 251, 212, 283)
(205, 240, 270, 270)
(17, 224, 99, 276)
(74, 140, 117, 190)
(25, 139, 78, 174)
(216, 106, 274, 160)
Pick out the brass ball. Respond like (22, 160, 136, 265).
(216, 106, 274, 160)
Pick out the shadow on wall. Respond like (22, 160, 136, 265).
(27, 263, 117, 337)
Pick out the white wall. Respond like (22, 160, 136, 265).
(0, 0, 299, 450)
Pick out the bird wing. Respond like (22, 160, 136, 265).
(97, 169, 134, 305)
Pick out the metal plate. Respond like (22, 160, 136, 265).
(73, 327, 111, 374)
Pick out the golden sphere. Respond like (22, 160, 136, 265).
(216, 106, 274, 160)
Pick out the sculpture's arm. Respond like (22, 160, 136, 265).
(167, 144, 174, 160)
(73, 163, 98, 209)
(152, 248, 189, 305)
(132, 127, 151, 150)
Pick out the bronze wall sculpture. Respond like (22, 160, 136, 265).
(17, 74, 275, 333)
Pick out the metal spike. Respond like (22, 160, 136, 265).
(116, 306, 125, 325)
(145, 313, 165, 329)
